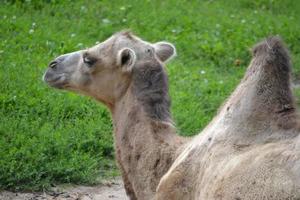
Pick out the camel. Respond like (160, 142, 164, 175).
(43, 31, 187, 199)
(44, 31, 300, 199)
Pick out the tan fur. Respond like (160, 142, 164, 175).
(44, 33, 300, 200)
(155, 37, 300, 200)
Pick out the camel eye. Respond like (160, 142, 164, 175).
(83, 55, 96, 67)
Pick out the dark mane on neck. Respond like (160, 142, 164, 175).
(132, 60, 171, 123)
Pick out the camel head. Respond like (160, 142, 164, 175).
(43, 31, 176, 108)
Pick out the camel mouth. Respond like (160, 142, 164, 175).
(43, 69, 68, 89)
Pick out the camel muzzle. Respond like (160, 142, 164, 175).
(43, 58, 68, 89)
(43, 51, 82, 89)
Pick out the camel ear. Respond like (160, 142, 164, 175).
(117, 48, 136, 72)
(153, 42, 176, 63)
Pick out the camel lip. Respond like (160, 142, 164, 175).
(43, 70, 68, 89)
(45, 78, 68, 89)
(43, 73, 63, 83)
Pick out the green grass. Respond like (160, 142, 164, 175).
(1, 0, 300, 191)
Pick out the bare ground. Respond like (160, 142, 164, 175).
(0, 178, 127, 200)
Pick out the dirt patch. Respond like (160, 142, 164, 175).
(0, 178, 127, 200)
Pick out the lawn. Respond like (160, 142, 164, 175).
(1, 0, 300, 191)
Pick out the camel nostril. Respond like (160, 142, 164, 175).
(49, 61, 58, 68)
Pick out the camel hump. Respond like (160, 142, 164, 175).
(252, 36, 291, 73)
(221, 36, 296, 130)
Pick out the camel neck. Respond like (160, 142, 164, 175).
(110, 86, 184, 199)
(109, 60, 187, 198)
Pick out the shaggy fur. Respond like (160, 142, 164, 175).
(132, 60, 171, 123)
